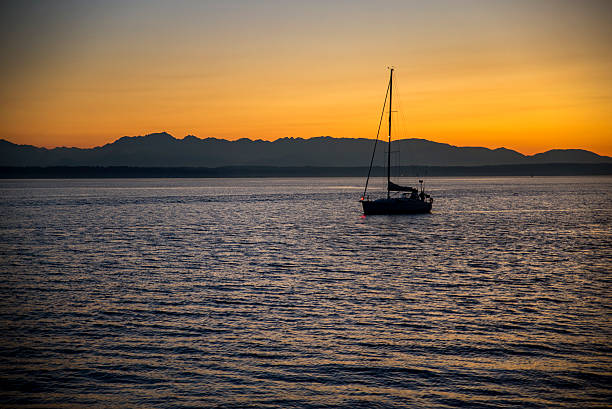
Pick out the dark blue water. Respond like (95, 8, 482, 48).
(0, 177, 610, 408)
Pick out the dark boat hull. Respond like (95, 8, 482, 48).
(361, 198, 432, 215)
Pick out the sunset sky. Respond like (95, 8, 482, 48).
(1, 0, 611, 155)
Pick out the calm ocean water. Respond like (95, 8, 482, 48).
(0, 176, 610, 408)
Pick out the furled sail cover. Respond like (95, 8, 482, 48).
(388, 181, 417, 192)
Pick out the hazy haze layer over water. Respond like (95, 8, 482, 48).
(0, 177, 611, 408)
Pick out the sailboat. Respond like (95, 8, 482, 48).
(360, 68, 433, 215)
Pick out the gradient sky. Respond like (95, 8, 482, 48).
(1, 0, 611, 155)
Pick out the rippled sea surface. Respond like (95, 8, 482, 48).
(0, 176, 611, 408)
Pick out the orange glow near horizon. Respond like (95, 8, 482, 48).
(1, 1, 611, 156)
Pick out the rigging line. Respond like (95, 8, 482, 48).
(389, 75, 400, 182)
(393, 76, 401, 180)
(363, 77, 391, 198)
(394, 74, 410, 176)
(395, 75, 406, 178)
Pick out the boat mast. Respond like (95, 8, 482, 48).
(387, 68, 393, 199)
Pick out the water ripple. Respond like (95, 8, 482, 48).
(0, 176, 611, 408)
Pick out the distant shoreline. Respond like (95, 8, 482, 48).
(1, 164, 611, 178)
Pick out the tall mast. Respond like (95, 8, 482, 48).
(387, 68, 393, 199)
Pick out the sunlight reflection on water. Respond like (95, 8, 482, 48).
(0, 176, 611, 408)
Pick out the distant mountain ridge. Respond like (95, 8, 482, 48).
(1, 132, 610, 167)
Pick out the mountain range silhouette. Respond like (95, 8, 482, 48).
(1, 132, 610, 167)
